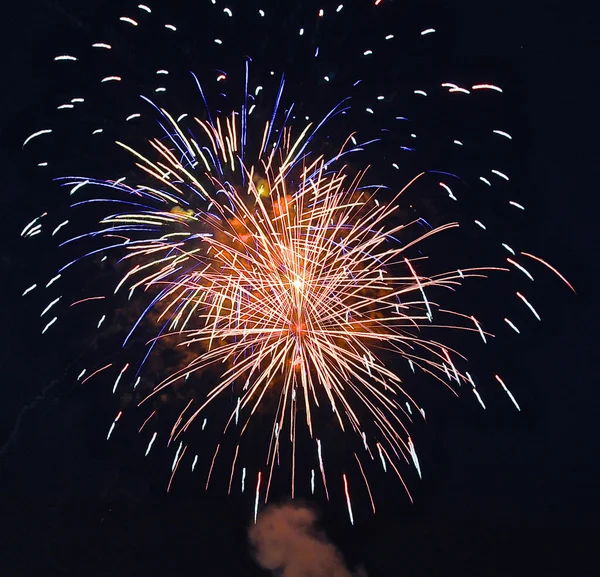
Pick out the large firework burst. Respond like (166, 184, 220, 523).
(20, 1, 573, 522)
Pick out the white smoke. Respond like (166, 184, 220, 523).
(249, 503, 363, 577)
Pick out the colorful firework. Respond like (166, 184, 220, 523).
(21, 1, 573, 522)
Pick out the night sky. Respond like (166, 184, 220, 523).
(0, 1, 597, 576)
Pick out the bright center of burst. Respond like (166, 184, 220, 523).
(289, 276, 306, 340)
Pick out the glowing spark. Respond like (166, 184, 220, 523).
(507, 258, 534, 281)
(206, 445, 220, 490)
(119, 16, 138, 26)
(405, 257, 433, 321)
(70, 296, 105, 307)
(41, 297, 61, 317)
(254, 472, 262, 523)
(145, 432, 157, 456)
(81, 363, 113, 385)
(516, 292, 541, 320)
(377, 444, 387, 472)
(504, 318, 520, 334)
(21, 216, 42, 236)
(107, 411, 122, 440)
(46, 274, 61, 288)
(24, 223, 42, 238)
(408, 437, 421, 478)
(343, 474, 354, 525)
(471, 316, 487, 343)
(23, 129, 52, 149)
(317, 439, 329, 500)
(521, 252, 575, 293)
(439, 182, 457, 200)
(172, 442, 183, 471)
(472, 83, 503, 92)
(112, 363, 129, 393)
(495, 375, 521, 411)
(139, 411, 155, 432)
(493, 130, 512, 139)
(42, 317, 57, 334)
(473, 388, 486, 409)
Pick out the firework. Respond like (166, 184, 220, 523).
(21, 1, 573, 519)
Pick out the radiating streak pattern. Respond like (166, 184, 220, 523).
(47, 100, 528, 505)
(20, 0, 575, 519)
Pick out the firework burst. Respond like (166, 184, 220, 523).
(20, 0, 574, 521)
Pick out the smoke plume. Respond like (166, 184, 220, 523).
(249, 503, 360, 577)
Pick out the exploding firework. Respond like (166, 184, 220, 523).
(21, 0, 573, 522)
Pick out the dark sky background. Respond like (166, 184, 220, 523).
(0, 1, 597, 576)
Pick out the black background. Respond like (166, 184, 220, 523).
(0, 1, 597, 576)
